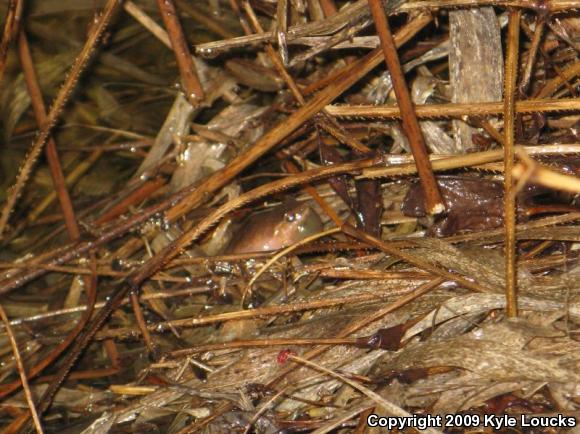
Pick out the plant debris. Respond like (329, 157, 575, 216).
(0, 0, 579, 433)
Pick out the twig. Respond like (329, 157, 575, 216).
(519, 17, 545, 95)
(26, 149, 103, 225)
(176, 0, 239, 39)
(0, 0, 23, 83)
(503, 9, 521, 318)
(0, 306, 44, 434)
(16, 28, 100, 355)
(172, 337, 357, 357)
(17, 30, 80, 240)
(325, 97, 580, 119)
(130, 292, 158, 358)
(124, 1, 171, 47)
(155, 0, 204, 106)
(368, 0, 444, 214)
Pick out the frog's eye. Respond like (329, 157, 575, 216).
(284, 209, 305, 223)
(284, 211, 297, 222)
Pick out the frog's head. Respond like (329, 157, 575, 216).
(273, 202, 324, 247)
(226, 200, 324, 254)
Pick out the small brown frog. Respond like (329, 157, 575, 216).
(226, 200, 323, 254)
(401, 176, 547, 237)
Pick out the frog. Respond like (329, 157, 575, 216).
(226, 199, 324, 254)
(401, 176, 549, 237)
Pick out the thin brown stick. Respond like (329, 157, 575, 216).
(124, 1, 171, 46)
(0, 0, 23, 84)
(0, 306, 44, 434)
(243, 386, 289, 434)
(228, 0, 252, 34)
(0, 368, 119, 403)
(0, 0, 119, 239)
(16, 28, 100, 374)
(97, 287, 414, 340)
(155, 0, 204, 106)
(325, 98, 580, 119)
(97, 277, 441, 342)
(367, 0, 444, 214)
(519, 17, 545, 95)
(176, 0, 238, 39)
(0, 286, 208, 333)
(26, 149, 103, 225)
(17, 30, 80, 241)
(130, 292, 158, 358)
(503, 9, 521, 318)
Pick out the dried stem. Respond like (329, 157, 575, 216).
(368, 0, 444, 214)
(536, 59, 580, 98)
(325, 97, 580, 119)
(0, 0, 23, 83)
(102, 290, 404, 340)
(124, 1, 171, 47)
(155, 0, 204, 106)
(503, 9, 521, 318)
(130, 292, 158, 358)
(176, 0, 239, 39)
(17, 30, 80, 241)
(519, 17, 545, 95)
